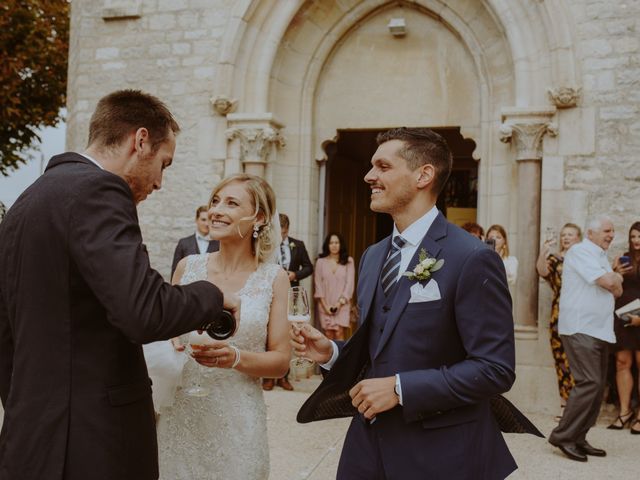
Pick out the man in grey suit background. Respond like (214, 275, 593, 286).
(171, 205, 220, 278)
(0, 89, 238, 480)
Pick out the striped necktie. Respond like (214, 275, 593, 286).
(381, 235, 406, 295)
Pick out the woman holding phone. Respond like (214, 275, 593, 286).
(609, 221, 640, 433)
(536, 223, 582, 417)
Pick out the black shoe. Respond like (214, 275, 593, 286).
(549, 440, 588, 462)
(576, 441, 606, 457)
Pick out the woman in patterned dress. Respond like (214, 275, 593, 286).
(536, 223, 582, 414)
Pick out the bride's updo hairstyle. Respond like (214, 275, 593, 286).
(209, 173, 278, 263)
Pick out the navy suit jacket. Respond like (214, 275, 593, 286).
(299, 213, 519, 479)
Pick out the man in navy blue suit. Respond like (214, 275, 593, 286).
(292, 128, 519, 479)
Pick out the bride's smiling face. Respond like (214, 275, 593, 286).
(208, 181, 256, 240)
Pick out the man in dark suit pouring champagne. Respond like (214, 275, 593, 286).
(0, 90, 239, 480)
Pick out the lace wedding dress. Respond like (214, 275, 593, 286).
(157, 254, 280, 480)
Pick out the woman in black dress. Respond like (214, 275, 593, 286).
(609, 221, 640, 433)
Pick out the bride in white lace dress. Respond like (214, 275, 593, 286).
(157, 174, 290, 480)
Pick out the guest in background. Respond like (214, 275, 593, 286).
(278, 213, 313, 287)
(171, 205, 219, 277)
(609, 221, 640, 433)
(462, 221, 484, 240)
(314, 233, 355, 341)
(549, 215, 622, 461)
(536, 223, 582, 416)
(263, 213, 313, 391)
(487, 224, 518, 287)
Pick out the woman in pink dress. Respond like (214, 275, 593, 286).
(314, 233, 355, 340)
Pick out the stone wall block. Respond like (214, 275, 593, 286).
(541, 155, 564, 191)
(557, 107, 596, 155)
(158, 0, 188, 12)
(148, 43, 171, 57)
(95, 47, 119, 60)
(148, 13, 176, 30)
(581, 38, 614, 57)
(184, 29, 208, 39)
(172, 42, 192, 55)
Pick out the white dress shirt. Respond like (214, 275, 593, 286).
(321, 206, 440, 405)
(195, 232, 210, 255)
(558, 239, 616, 343)
(80, 152, 104, 170)
(280, 236, 292, 270)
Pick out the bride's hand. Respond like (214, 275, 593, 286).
(171, 337, 185, 352)
(192, 340, 239, 369)
(290, 323, 333, 364)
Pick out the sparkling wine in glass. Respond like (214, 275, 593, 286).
(289, 286, 313, 368)
(184, 330, 215, 397)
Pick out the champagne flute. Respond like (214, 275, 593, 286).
(184, 330, 215, 397)
(289, 286, 313, 368)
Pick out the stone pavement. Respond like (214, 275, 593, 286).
(1, 376, 637, 479)
(267, 376, 639, 480)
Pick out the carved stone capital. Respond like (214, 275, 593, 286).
(225, 127, 285, 165)
(210, 95, 238, 116)
(547, 86, 581, 109)
(500, 107, 557, 161)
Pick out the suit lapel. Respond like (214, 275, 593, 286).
(358, 238, 391, 326)
(190, 234, 199, 255)
(374, 213, 448, 359)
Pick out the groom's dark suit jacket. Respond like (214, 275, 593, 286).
(299, 213, 519, 479)
(0, 153, 225, 480)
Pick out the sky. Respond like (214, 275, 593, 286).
(0, 119, 67, 208)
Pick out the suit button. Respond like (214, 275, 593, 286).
(379, 328, 383, 333)
(436, 411, 442, 415)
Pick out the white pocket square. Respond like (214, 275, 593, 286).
(409, 279, 441, 303)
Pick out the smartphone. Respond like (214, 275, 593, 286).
(485, 238, 496, 250)
(620, 255, 631, 266)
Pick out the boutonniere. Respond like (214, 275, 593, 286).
(289, 242, 296, 249)
(403, 248, 444, 281)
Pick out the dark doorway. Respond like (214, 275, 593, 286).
(323, 127, 478, 270)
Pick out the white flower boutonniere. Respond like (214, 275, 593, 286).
(403, 248, 444, 281)
(289, 242, 296, 249)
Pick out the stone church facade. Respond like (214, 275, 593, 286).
(66, 0, 640, 412)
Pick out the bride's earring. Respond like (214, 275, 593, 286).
(252, 224, 259, 239)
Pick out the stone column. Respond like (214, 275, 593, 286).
(226, 113, 285, 178)
(500, 107, 557, 338)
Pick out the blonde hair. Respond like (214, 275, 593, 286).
(487, 224, 510, 258)
(209, 173, 277, 263)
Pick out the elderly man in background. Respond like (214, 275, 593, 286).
(549, 215, 623, 462)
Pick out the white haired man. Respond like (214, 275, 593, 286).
(549, 215, 623, 461)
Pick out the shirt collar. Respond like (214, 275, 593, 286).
(392, 205, 439, 247)
(195, 232, 209, 242)
(583, 238, 607, 256)
(79, 153, 104, 170)
(281, 236, 290, 245)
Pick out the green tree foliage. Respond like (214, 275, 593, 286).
(0, 0, 69, 176)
